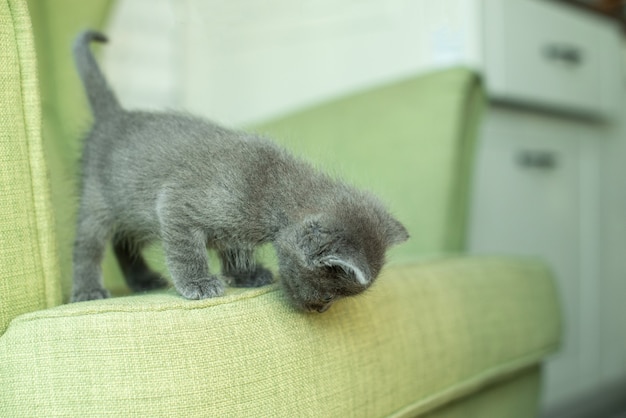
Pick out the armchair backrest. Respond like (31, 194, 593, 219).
(0, 0, 114, 333)
(255, 69, 484, 262)
(0, 0, 61, 334)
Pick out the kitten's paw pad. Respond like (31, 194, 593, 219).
(178, 277, 225, 300)
(229, 267, 274, 288)
(71, 288, 110, 303)
(129, 272, 169, 292)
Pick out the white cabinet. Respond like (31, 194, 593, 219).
(468, 107, 603, 405)
(468, 0, 624, 410)
(482, 0, 622, 118)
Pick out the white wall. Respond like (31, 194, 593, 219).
(104, 0, 480, 126)
(103, 0, 182, 111)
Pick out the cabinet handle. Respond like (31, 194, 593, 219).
(517, 150, 558, 169)
(543, 44, 583, 66)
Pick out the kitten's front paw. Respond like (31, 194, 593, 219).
(177, 276, 225, 300)
(228, 267, 274, 288)
(71, 288, 110, 303)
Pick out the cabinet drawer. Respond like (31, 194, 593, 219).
(482, 0, 622, 118)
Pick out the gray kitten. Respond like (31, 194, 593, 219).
(71, 30, 408, 313)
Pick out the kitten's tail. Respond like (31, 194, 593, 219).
(73, 30, 122, 119)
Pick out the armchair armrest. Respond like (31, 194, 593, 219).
(0, 256, 561, 417)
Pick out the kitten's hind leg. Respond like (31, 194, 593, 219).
(71, 209, 111, 302)
(219, 247, 274, 288)
(113, 236, 169, 292)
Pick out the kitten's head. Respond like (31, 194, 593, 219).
(276, 197, 408, 313)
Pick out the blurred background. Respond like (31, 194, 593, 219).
(31, 0, 626, 416)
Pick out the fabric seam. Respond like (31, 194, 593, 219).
(4, 257, 549, 325)
(386, 345, 558, 418)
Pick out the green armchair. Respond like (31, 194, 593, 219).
(0, 0, 561, 416)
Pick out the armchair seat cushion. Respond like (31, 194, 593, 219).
(0, 257, 561, 417)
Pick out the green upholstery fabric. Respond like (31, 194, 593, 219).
(26, 0, 115, 302)
(421, 366, 542, 418)
(0, 257, 561, 416)
(0, 0, 61, 334)
(0, 1, 562, 416)
(255, 69, 483, 262)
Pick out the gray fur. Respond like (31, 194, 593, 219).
(71, 30, 409, 312)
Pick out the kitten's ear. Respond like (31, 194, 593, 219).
(319, 255, 370, 286)
(385, 216, 409, 246)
